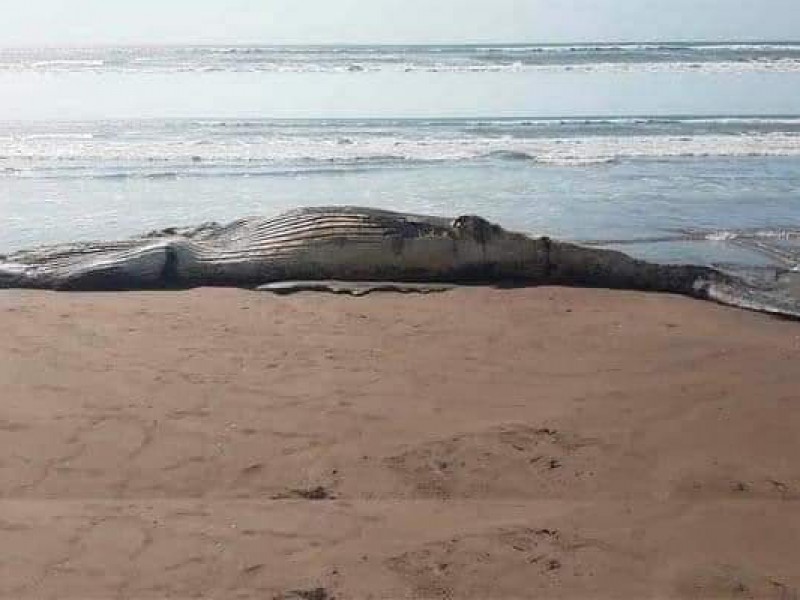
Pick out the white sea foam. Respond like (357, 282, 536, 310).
(703, 228, 800, 241)
(30, 59, 105, 69)
(3, 130, 800, 173)
(23, 133, 95, 141)
(2, 44, 800, 74)
(706, 231, 738, 241)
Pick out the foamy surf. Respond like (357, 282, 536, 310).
(3, 43, 800, 74)
(2, 118, 800, 177)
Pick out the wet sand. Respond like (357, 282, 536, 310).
(1, 287, 799, 599)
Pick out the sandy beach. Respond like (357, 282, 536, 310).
(1, 286, 799, 599)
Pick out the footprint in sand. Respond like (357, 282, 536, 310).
(387, 525, 648, 599)
(672, 565, 799, 600)
(673, 473, 800, 501)
(384, 424, 610, 499)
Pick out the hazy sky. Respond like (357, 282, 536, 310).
(1, 0, 798, 45)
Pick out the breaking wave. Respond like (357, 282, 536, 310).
(2, 43, 800, 74)
(2, 116, 800, 179)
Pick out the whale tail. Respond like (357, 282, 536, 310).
(546, 241, 800, 319)
(705, 269, 800, 320)
(546, 241, 722, 295)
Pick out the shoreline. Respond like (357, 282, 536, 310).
(2, 286, 799, 598)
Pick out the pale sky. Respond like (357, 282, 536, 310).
(1, 0, 798, 46)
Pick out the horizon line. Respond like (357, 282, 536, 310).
(2, 39, 800, 49)
(4, 113, 800, 124)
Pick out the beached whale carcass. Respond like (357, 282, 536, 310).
(0, 206, 797, 318)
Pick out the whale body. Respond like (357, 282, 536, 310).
(1, 206, 798, 318)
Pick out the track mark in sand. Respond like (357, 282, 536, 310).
(273, 588, 335, 600)
(0, 420, 30, 432)
(241, 563, 266, 575)
(384, 424, 606, 498)
(164, 406, 212, 420)
(673, 565, 799, 600)
(271, 486, 336, 501)
(387, 525, 643, 599)
(6, 412, 161, 497)
(17, 515, 155, 597)
(239, 462, 265, 477)
(0, 519, 30, 532)
(674, 473, 800, 500)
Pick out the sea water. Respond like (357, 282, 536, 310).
(1, 44, 799, 270)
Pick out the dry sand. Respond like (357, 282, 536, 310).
(1, 286, 798, 599)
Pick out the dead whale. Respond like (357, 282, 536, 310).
(1, 206, 797, 318)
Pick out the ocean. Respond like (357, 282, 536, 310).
(2, 43, 800, 271)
